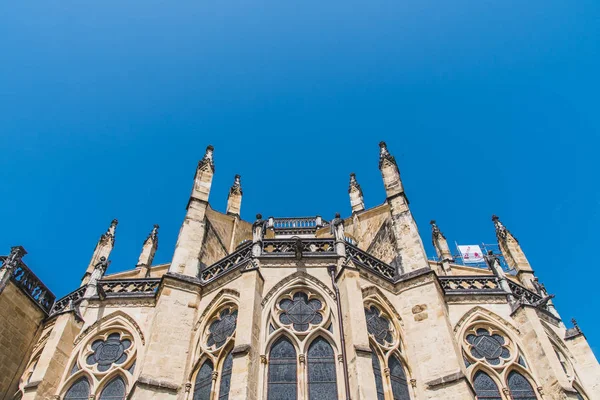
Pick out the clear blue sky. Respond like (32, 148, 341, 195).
(1, 1, 598, 353)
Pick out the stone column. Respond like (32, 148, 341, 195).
(132, 275, 201, 399)
(226, 175, 243, 216)
(511, 306, 578, 399)
(81, 219, 118, 286)
(229, 267, 263, 400)
(137, 225, 159, 278)
(564, 323, 600, 399)
(394, 273, 474, 400)
(335, 264, 378, 399)
(22, 313, 83, 400)
(378, 142, 429, 275)
(348, 173, 365, 214)
(170, 146, 214, 277)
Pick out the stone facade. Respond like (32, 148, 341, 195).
(1, 143, 598, 400)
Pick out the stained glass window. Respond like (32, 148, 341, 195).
(389, 356, 410, 400)
(473, 371, 501, 400)
(466, 329, 510, 366)
(64, 377, 90, 400)
(268, 337, 297, 400)
(86, 333, 131, 372)
(279, 292, 322, 332)
(193, 360, 214, 400)
(371, 348, 385, 400)
(365, 306, 393, 346)
(307, 337, 337, 400)
(218, 351, 233, 400)
(207, 309, 238, 349)
(507, 371, 537, 400)
(99, 376, 126, 400)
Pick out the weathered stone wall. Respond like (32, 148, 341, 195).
(0, 280, 45, 399)
(199, 221, 229, 269)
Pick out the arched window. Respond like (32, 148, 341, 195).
(473, 371, 501, 400)
(64, 377, 90, 400)
(99, 376, 126, 400)
(307, 337, 337, 400)
(371, 348, 385, 400)
(268, 337, 297, 400)
(218, 351, 233, 400)
(389, 356, 410, 400)
(507, 371, 536, 399)
(193, 360, 214, 400)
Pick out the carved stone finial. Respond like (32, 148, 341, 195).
(100, 219, 118, 244)
(198, 145, 215, 171)
(145, 224, 159, 244)
(349, 173, 361, 191)
(430, 220, 445, 239)
(572, 319, 580, 331)
(3, 246, 27, 270)
(492, 214, 519, 243)
(230, 174, 243, 195)
(378, 141, 397, 169)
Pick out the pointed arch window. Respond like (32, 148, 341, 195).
(307, 337, 337, 400)
(99, 376, 126, 400)
(193, 360, 214, 400)
(371, 348, 385, 400)
(268, 337, 298, 400)
(389, 356, 410, 400)
(64, 377, 91, 400)
(473, 370, 501, 399)
(507, 371, 536, 399)
(218, 351, 233, 400)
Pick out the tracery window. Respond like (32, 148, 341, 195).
(192, 304, 238, 400)
(265, 288, 339, 399)
(60, 325, 137, 399)
(462, 322, 539, 400)
(99, 376, 126, 400)
(64, 377, 91, 400)
(473, 371, 501, 400)
(307, 337, 337, 400)
(365, 303, 412, 400)
(268, 337, 298, 400)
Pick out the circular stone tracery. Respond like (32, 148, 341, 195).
(86, 333, 131, 372)
(466, 328, 510, 366)
(207, 308, 238, 349)
(278, 292, 323, 332)
(364, 305, 394, 346)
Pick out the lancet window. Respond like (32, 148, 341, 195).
(192, 304, 238, 400)
(364, 301, 412, 400)
(462, 322, 539, 400)
(60, 323, 137, 400)
(264, 287, 339, 400)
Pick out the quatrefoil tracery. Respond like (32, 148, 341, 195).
(274, 290, 326, 333)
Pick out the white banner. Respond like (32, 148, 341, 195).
(457, 245, 485, 264)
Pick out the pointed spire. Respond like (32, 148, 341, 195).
(82, 219, 118, 286)
(430, 220, 453, 264)
(378, 141, 405, 200)
(171, 145, 215, 277)
(226, 174, 243, 216)
(137, 224, 159, 277)
(492, 215, 534, 286)
(348, 173, 365, 213)
(190, 145, 215, 205)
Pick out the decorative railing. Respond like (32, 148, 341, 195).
(271, 217, 328, 235)
(98, 278, 161, 297)
(200, 241, 253, 283)
(262, 238, 336, 255)
(346, 244, 396, 280)
(438, 276, 504, 295)
(1, 257, 56, 314)
(49, 286, 87, 315)
(508, 281, 542, 304)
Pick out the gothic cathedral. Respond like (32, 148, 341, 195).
(0, 143, 598, 400)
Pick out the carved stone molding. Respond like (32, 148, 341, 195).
(74, 310, 145, 345)
(361, 286, 401, 320)
(261, 271, 336, 307)
(136, 375, 180, 392)
(195, 288, 240, 330)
